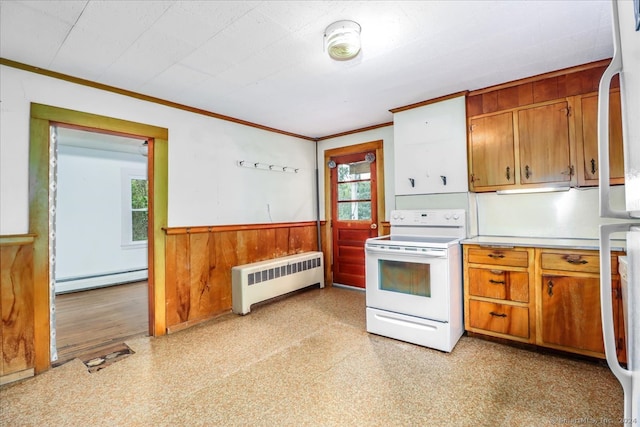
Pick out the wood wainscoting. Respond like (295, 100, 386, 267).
(0, 234, 36, 385)
(164, 221, 327, 332)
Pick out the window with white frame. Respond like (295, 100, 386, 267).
(122, 169, 148, 246)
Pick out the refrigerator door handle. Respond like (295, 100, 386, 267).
(600, 223, 632, 419)
(598, 0, 631, 220)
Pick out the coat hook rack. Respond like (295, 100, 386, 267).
(237, 160, 299, 173)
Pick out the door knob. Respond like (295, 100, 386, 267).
(370, 223, 378, 229)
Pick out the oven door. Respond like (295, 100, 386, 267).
(365, 244, 451, 322)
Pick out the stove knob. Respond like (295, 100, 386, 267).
(444, 213, 452, 220)
(453, 214, 460, 220)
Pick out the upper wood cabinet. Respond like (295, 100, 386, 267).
(575, 89, 625, 186)
(393, 95, 468, 195)
(468, 100, 574, 192)
(469, 112, 515, 189)
(518, 101, 572, 184)
(466, 60, 624, 192)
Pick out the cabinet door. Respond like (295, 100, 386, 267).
(518, 101, 572, 184)
(469, 111, 515, 189)
(540, 275, 604, 354)
(578, 91, 625, 185)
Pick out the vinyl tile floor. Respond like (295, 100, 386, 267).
(0, 286, 624, 426)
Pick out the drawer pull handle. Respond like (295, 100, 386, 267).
(489, 279, 506, 285)
(488, 254, 505, 259)
(489, 270, 504, 275)
(489, 312, 507, 318)
(566, 256, 587, 265)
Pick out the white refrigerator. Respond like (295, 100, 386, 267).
(599, 0, 640, 420)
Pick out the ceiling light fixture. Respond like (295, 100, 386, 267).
(324, 20, 361, 61)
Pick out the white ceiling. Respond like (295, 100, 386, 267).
(0, 0, 614, 139)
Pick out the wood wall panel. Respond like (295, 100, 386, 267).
(164, 223, 322, 332)
(466, 61, 614, 117)
(0, 238, 35, 380)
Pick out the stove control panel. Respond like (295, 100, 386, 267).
(390, 209, 466, 227)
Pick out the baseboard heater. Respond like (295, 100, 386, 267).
(232, 251, 324, 315)
(55, 268, 148, 294)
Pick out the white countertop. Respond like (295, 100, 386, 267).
(461, 235, 627, 252)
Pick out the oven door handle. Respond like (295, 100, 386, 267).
(365, 246, 447, 258)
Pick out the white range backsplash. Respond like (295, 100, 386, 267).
(476, 186, 628, 239)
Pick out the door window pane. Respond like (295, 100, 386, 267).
(337, 181, 371, 201)
(338, 163, 370, 182)
(379, 259, 431, 297)
(337, 201, 371, 220)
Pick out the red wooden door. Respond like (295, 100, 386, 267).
(330, 151, 378, 288)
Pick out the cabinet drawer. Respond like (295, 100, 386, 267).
(468, 300, 529, 338)
(467, 247, 529, 267)
(540, 252, 600, 273)
(468, 268, 529, 302)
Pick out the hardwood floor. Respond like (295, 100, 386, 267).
(54, 281, 149, 365)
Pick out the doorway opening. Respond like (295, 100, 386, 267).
(29, 103, 168, 373)
(51, 126, 150, 364)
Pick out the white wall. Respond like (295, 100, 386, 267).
(476, 186, 628, 239)
(54, 145, 148, 292)
(317, 126, 395, 221)
(0, 65, 317, 235)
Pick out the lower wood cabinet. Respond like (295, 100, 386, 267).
(536, 248, 626, 362)
(539, 275, 604, 354)
(463, 244, 626, 363)
(464, 245, 536, 343)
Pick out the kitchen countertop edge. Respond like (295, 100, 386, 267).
(461, 236, 627, 252)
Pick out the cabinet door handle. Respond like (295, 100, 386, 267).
(525, 165, 531, 179)
(591, 159, 597, 175)
(489, 312, 507, 318)
(565, 256, 587, 265)
(561, 165, 575, 176)
(547, 280, 554, 297)
(488, 253, 505, 259)
(560, 106, 571, 116)
(489, 279, 506, 285)
(441, 175, 447, 186)
(505, 166, 511, 181)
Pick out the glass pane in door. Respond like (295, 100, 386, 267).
(379, 259, 431, 297)
(337, 201, 372, 220)
(337, 181, 371, 201)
